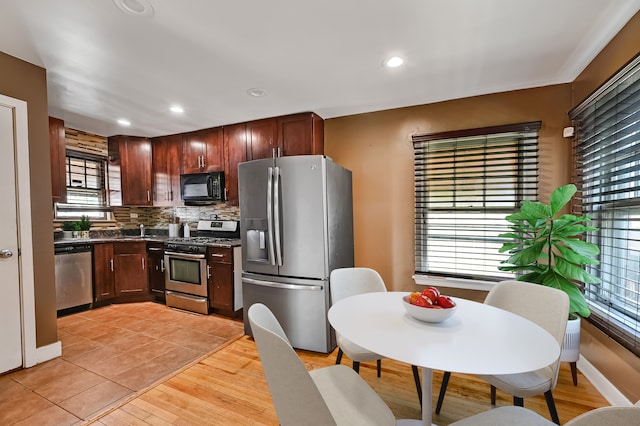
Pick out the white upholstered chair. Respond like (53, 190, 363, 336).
(248, 303, 396, 426)
(436, 280, 570, 424)
(330, 267, 423, 404)
(449, 402, 640, 426)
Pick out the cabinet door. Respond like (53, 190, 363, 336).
(115, 254, 148, 294)
(183, 128, 224, 173)
(152, 135, 182, 206)
(182, 130, 206, 174)
(203, 127, 224, 172)
(277, 113, 324, 156)
(223, 123, 247, 206)
(208, 246, 233, 311)
(49, 117, 67, 203)
(247, 118, 277, 160)
(94, 243, 115, 301)
(209, 261, 233, 310)
(119, 136, 153, 205)
(147, 245, 165, 296)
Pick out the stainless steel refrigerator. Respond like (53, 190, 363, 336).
(239, 155, 354, 353)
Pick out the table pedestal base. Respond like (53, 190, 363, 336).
(396, 367, 436, 426)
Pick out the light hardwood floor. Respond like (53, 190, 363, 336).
(94, 335, 610, 425)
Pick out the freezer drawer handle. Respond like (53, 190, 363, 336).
(243, 277, 322, 291)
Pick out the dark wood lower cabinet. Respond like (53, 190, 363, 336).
(93, 242, 151, 305)
(147, 242, 165, 299)
(208, 246, 240, 317)
(94, 243, 115, 302)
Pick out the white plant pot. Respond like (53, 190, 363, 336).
(62, 230, 73, 239)
(560, 316, 581, 362)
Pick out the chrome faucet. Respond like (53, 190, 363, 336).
(140, 224, 145, 237)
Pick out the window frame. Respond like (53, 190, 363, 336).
(570, 53, 640, 357)
(412, 121, 540, 282)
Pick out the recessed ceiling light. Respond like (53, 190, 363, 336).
(117, 119, 131, 126)
(113, 0, 154, 17)
(247, 88, 267, 98)
(170, 105, 184, 113)
(384, 56, 404, 68)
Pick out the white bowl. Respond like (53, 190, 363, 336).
(402, 295, 457, 323)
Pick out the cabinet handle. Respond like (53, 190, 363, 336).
(201, 155, 206, 168)
(160, 259, 165, 272)
(170, 190, 173, 201)
(210, 253, 224, 258)
(224, 188, 227, 201)
(110, 258, 114, 272)
(147, 190, 150, 202)
(272, 148, 276, 158)
(207, 264, 211, 279)
(142, 257, 146, 270)
(277, 147, 281, 157)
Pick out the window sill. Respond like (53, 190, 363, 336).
(412, 274, 496, 291)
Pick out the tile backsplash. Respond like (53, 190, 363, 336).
(114, 205, 240, 229)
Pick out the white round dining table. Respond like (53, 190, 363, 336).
(327, 292, 561, 426)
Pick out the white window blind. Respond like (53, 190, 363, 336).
(570, 53, 640, 356)
(413, 122, 540, 281)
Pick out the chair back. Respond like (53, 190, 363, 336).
(486, 280, 570, 387)
(330, 267, 387, 304)
(248, 303, 336, 426)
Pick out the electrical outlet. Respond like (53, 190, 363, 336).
(130, 213, 139, 218)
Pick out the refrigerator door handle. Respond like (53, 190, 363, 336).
(266, 167, 276, 266)
(243, 277, 323, 291)
(273, 166, 283, 266)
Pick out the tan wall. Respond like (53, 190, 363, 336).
(325, 84, 572, 291)
(569, 10, 640, 404)
(0, 51, 58, 347)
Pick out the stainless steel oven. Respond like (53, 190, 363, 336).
(163, 220, 241, 315)
(164, 250, 209, 314)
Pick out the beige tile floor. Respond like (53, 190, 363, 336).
(0, 302, 244, 425)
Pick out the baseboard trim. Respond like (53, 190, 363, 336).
(34, 341, 62, 365)
(577, 355, 633, 406)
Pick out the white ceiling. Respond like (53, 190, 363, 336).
(1, 0, 639, 138)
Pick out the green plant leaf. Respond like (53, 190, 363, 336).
(520, 200, 551, 220)
(554, 257, 601, 284)
(555, 244, 599, 265)
(550, 184, 576, 216)
(506, 240, 545, 266)
(563, 239, 600, 258)
(542, 272, 590, 317)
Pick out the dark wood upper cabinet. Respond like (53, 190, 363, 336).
(277, 112, 324, 157)
(246, 118, 277, 161)
(223, 123, 247, 206)
(108, 135, 153, 206)
(49, 117, 67, 203)
(151, 134, 182, 206)
(182, 127, 224, 174)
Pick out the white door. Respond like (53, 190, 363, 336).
(0, 103, 23, 373)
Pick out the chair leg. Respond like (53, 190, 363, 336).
(412, 365, 422, 407)
(514, 396, 524, 406)
(570, 361, 578, 386)
(490, 385, 497, 405)
(435, 371, 451, 414)
(376, 359, 382, 377)
(335, 348, 343, 365)
(544, 390, 561, 425)
(353, 361, 360, 374)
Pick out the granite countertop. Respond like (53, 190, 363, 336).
(54, 235, 241, 248)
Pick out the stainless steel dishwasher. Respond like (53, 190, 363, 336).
(54, 243, 93, 311)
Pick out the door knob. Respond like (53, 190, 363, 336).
(0, 249, 14, 259)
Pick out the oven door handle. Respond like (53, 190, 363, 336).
(164, 251, 206, 259)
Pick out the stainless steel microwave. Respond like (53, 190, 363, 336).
(180, 171, 225, 205)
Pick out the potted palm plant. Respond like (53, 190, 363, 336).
(497, 184, 600, 378)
